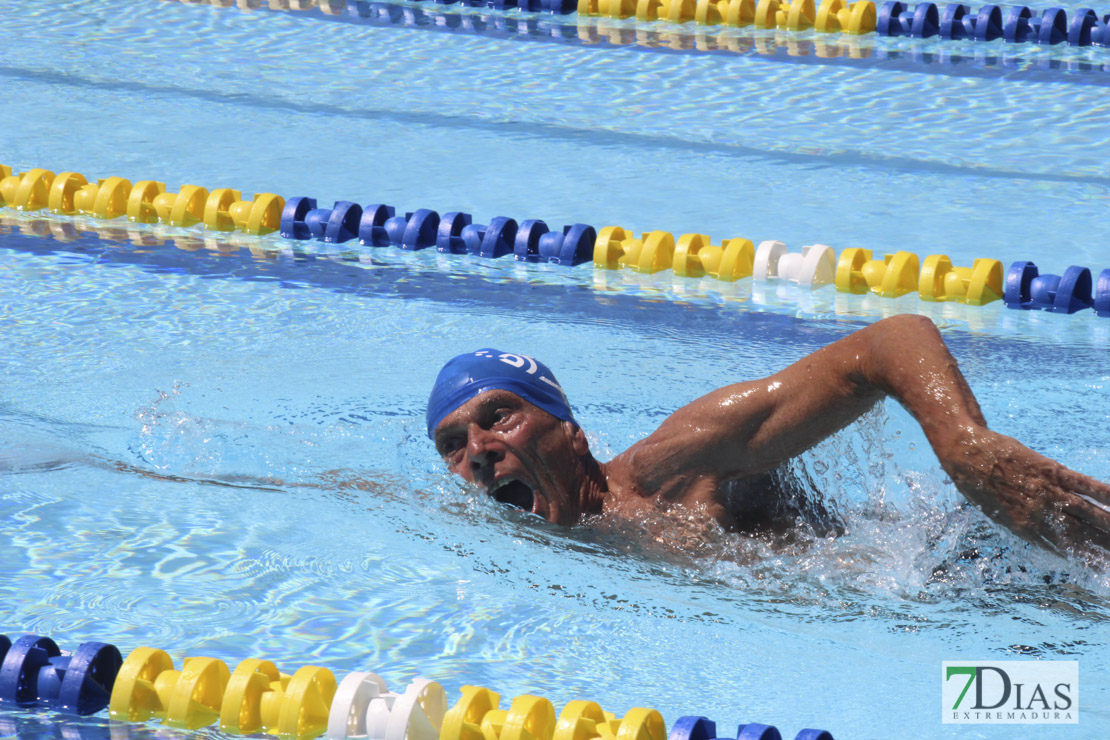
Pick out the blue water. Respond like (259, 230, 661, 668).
(2, 1, 1110, 739)
(4, 0, 1110, 267)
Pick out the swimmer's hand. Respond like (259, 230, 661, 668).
(937, 427, 1110, 556)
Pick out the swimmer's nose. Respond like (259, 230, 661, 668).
(466, 424, 504, 475)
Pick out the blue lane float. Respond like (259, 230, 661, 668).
(878, 2, 941, 37)
(461, 215, 518, 258)
(280, 198, 362, 243)
(0, 635, 121, 716)
(1095, 268, 1110, 317)
(667, 714, 833, 740)
(873, 2, 1110, 43)
(0, 634, 63, 708)
(1069, 8, 1110, 45)
(278, 196, 593, 264)
(437, 212, 595, 263)
(1003, 261, 1096, 314)
(436, 211, 509, 257)
(939, 3, 1004, 40)
(518, 0, 578, 11)
(1003, 5, 1068, 43)
(363, 206, 440, 250)
(515, 221, 596, 265)
(437, 211, 473, 254)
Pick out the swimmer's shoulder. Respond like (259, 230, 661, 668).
(602, 437, 732, 523)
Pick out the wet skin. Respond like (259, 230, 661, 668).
(435, 315, 1110, 555)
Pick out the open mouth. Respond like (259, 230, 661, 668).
(488, 478, 535, 513)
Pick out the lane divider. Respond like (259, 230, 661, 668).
(0, 633, 836, 740)
(574, 0, 1110, 43)
(167, 0, 1110, 76)
(278, 197, 595, 265)
(3, 164, 1108, 317)
(231, 0, 1110, 46)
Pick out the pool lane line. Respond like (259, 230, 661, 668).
(172, 0, 1110, 51)
(0, 212, 1023, 343)
(164, 0, 1110, 84)
(0, 632, 838, 740)
(593, 231, 1110, 314)
(2, 164, 1108, 317)
(577, 0, 1110, 53)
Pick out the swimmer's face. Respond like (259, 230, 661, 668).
(434, 390, 589, 526)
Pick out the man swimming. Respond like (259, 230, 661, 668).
(427, 315, 1110, 556)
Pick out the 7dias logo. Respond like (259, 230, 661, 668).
(942, 661, 1078, 724)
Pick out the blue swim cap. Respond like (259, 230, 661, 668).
(426, 349, 576, 438)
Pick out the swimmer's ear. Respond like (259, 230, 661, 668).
(566, 422, 590, 457)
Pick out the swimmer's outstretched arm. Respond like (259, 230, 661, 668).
(624, 314, 1110, 554)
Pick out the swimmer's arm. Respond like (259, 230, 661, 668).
(631, 314, 1110, 553)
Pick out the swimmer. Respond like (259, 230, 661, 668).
(428, 315, 1110, 556)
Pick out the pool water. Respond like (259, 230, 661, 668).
(6, 0, 1110, 267)
(2, 1, 1110, 739)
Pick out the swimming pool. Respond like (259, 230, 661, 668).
(2, 0, 1110, 738)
